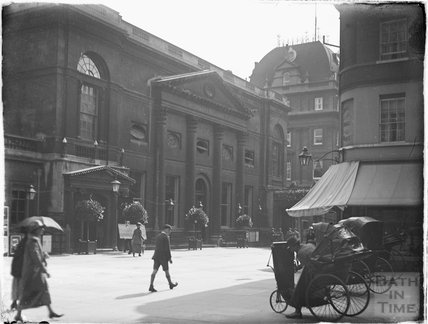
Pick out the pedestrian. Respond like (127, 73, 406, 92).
(10, 230, 28, 310)
(285, 236, 316, 319)
(14, 220, 63, 322)
(293, 228, 301, 241)
(148, 224, 178, 292)
(131, 222, 145, 257)
(306, 226, 315, 245)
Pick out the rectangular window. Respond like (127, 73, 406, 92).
(286, 131, 291, 147)
(244, 150, 255, 167)
(380, 94, 405, 142)
(11, 190, 27, 226)
(314, 97, 323, 110)
(380, 19, 408, 61)
(244, 186, 253, 216)
(313, 160, 324, 180)
(165, 175, 180, 226)
(129, 171, 146, 206)
(313, 129, 323, 145)
(272, 142, 281, 177)
(341, 99, 354, 146)
(79, 84, 98, 140)
(286, 161, 292, 181)
(221, 182, 232, 227)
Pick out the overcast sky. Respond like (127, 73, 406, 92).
(4, 0, 341, 80)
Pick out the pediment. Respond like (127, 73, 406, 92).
(155, 71, 251, 120)
(276, 60, 299, 72)
(64, 165, 135, 191)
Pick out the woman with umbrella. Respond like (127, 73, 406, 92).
(14, 219, 63, 322)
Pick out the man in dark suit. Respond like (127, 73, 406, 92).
(149, 224, 178, 292)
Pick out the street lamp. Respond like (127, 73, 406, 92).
(298, 146, 312, 166)
(26, 184, 37, 217)
(111, 179, 121, 251)
(166, 198, 174, 225)
(27, 184, 37, 200)
(298, 147, 341, 165)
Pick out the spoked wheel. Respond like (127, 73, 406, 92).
(343, 271, 370, 316)
(386, 249, 405, 280)
(269, 289, 288, 313)
(352, 260, 372, 290)
(306, 274, 350, 322)
(370, 257, 394, 294)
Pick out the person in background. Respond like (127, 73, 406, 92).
(10, 230, 28, 310)
(148, 224, 178, 292)
(14, 220, 63, 322)
(131, 222, 145, 257)
(306, 226, 315, 245)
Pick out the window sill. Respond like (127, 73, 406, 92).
(376, 57, 409, 64)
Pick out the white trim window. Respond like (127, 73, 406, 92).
(313, 160, 324, 180)
(314, 97, 323, 111)
(286, 161, 292, 181)
(286, 131, 291, 147)
(313, 128, 323, 145)
(380, 95, 405, 142)
(380, 19, 408, 61)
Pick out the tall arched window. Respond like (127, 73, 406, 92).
(76, 53, 107, 141)
(272, 125, 285, 177)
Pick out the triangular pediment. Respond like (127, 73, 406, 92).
(64, 165, 135, 191)
(276, 59, 299, 72)
(155, 71, 251, 120)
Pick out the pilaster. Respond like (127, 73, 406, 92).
(212, 125, 224, 234)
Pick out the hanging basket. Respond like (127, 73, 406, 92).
(122, 201, 149, 224)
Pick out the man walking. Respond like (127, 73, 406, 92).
(149, 224, 178, 292)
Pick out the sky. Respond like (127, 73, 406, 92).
(3, 0, 341, 80)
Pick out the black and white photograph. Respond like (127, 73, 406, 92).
(1, 0, 425, 323)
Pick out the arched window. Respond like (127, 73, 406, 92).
(272, 125, 285, 177)
(77, 54, 101, 79)
(76, 53, 108, 141)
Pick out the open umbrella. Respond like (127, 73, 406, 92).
(17, 216, 63, 232)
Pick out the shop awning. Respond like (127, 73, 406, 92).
(286, 161, 423, 218)
(347, 162, 423, 206)
(286, 162, 360, 217)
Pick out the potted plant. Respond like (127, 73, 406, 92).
(75, 196, 105, 254)
(185, 206, 209, 250)
(122, 201, 148, 224)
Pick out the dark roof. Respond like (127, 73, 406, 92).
(250, 41, 339, 88)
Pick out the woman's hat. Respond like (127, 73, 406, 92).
(136, 222, 142, 226)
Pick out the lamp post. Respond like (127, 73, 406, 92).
(26, 184, 37, 218)
(111, 179, 121, 251)
(166, 198, 174, 225)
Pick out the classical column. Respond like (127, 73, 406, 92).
(152, 86, 166, 229)
(212, 125, 224, 235)
(185, 116, 198, 212)
(235, 132, 246, 217)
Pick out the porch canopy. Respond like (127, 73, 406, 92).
(286, 161, 422, 217)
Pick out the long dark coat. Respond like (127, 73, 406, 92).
(152, 232, 171, 262)
(19, 235, 51, 309)
(131, 227, 145, 253)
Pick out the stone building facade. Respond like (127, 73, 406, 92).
(3, 4, 290, 252)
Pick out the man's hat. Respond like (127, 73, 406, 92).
(163, 224, 172, 230)
(136, 222, 142, 226)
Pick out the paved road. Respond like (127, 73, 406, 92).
(1, 247, 422, 323)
